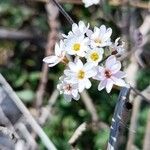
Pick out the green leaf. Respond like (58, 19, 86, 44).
(16, 89, 35, 103)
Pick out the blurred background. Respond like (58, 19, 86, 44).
(0, 0, 150, 149)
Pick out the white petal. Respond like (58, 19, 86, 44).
(111, 77, 126, 87)
(98, 80, 107, 91)
(85, 79, 92, 89)
(72, 89, 78, 97)
(76, 58, 83, 68)
(98, 66, 104, 72)
(105, 55, 117, 68)
(86, 69, 97, 78)
(62, 33, 68, 38)
(103, 28, 112, 41)
(110, 61, 121, 74)
(68, 62, 77, 72)
(48, 62, 59, 67)
(79, 21, 86, 31)
(99, 25, 106, 36)
(93, 75, 102, 81)
(106, 79, 114, 93)
(84, 62, 94, 71)
(78, 82, 85, 93)
(114, 71, 126, 78)
(98, 48, 104, 54)
(74, 94, 80, 100)
(115, 37, 120, 45)
(77, 51, 86, 57)
(72, 23, 78, 34)
(86, 29, 93, 37)
(43, 55, 58, 63)
(64, 69, 72, 75)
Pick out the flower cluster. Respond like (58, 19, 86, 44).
(43, 21, 126, 101)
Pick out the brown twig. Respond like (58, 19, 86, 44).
(50, 0, 74, 25)
(126, 86, 150, 150)
(130, 86, 150, 103)
(68, 122, 87, 148)
(38, 89, 59, 125)
(35, 2, 59, 110)
(81, 90, 99, 123)
(143, 110, 150, 150)
(0, 28, 45, 43)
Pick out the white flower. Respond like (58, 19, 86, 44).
(64, 58, 97, 92)
(88, 25, 112, 48)
(82, 0, 100, 7)
(110, 37, 125, 55)
(57, 77, 80, 101)
(65, 36, 89, 57)
(43, 40, 66, 67)
(86, 47, 104, 66)
(94, 55, 126, 93)
(63, 21, 89, 39)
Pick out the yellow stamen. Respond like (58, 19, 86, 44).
(78, 70, 85, 79)
(73, 43, 81, 51)
(90, 52, 99, 61)
(61, 56, 69, 64)
(94, 38, 101, 44)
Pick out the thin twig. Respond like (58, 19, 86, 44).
(0, 28, 45, 43)
(126, 86, 150, 150)
(130, 86, 150, 103)
(143, 110, 150, 150)
(50, 0, 74, 25)
(35, 1, 59, 110)
(0, 74, 57, 150)
(68, 122, 87, 147)
(39, 89, 59, 125)
(81, 90, 99, 122)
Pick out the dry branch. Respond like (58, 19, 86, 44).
(143, 110, 150, 150)
(68, 122, 87, 147)
(39, 89, 59, 125)
(35, 1, 59, 110)
(81, 90, 99, 123)
(0, 28, 45, 43)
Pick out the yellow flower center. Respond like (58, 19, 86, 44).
(94, 38, 101, 44)
(73, 43, 81, 51)
(77, 70, 85, 79)
(90, 52, 99, 61)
